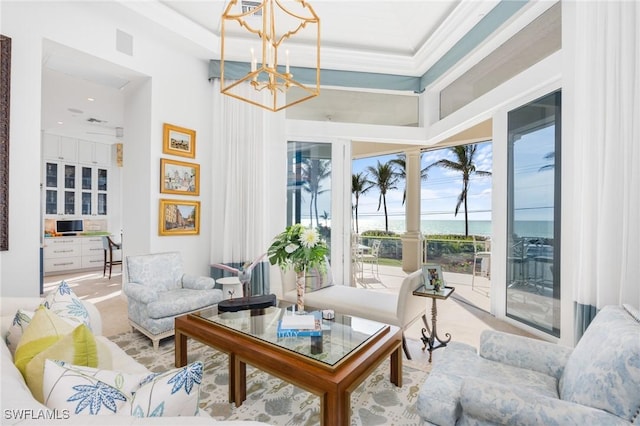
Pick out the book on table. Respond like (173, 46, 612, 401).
(277, 313, 322, 337)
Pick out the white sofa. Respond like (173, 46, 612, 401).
(281, 268, 425, 358)
(1, 297, 268, 426)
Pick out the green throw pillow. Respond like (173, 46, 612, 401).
(14, 306, 74, 377)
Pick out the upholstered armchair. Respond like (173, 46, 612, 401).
(124, 252, 223, 350)
(417, 304, 639, 425)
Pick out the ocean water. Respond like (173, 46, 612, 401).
(355, 217, 554, 238)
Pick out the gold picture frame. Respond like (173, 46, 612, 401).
(160, 158, 200, 196)
(159, 199, 200, 236)
(162, 123, 196, 158)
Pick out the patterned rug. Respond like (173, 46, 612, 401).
(111, 331, 430, 425)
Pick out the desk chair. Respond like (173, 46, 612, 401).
(102, 236, 122, 279)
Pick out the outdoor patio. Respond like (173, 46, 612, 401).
(351, 263, 536, 349)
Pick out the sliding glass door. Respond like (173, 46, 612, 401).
(286, 142, 332, 257)
(506, 91, 561, 336)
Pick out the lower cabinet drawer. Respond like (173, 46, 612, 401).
(44, 257, 82, 273)
(82, 255, 105, 269)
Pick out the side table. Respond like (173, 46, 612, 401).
(412, 285, 455, 362)
(216, 276, 243, 300)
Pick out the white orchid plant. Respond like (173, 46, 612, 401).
(267, 224, 328, 273)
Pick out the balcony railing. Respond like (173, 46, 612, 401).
(357, 234, 489, 274)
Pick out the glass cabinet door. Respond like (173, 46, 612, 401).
(97, 168, 108, 215)
(81, 167, 92, 215)
(82, 167, 92, 190)
(64, 191, 75, 215)
(97, 193, 107, 215)
(64, 165, 76, 189)
(45, 162, 58, 214)
(46, 163, 58, 188)
(97, 169, 107, 191)
(63, 165, 76, 214)
(45, 190, 57, 215)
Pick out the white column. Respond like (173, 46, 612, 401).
(402, 148, 423, 273)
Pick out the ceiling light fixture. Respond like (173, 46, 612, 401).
(220, 0, 320, 112)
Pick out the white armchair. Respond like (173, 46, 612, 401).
(124, 252, 223, 349)
(417, 304, 640, 425)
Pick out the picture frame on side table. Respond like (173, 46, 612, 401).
(160, 158, 199, 196)
(422, 263, 443, 290)
(162, 123, 196, 158)
(159, 199, 200, 236)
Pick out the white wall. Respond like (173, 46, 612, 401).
(0, 1, 215, 296)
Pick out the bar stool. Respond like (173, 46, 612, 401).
(102, 235, 122, 279)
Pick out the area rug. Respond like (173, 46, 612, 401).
(111, 331, 429, 425)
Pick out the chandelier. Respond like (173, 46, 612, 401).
(220, 0, 320, 112)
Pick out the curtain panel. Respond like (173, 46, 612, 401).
(568, 0, 640, 342)
(210, 80, 273, 294)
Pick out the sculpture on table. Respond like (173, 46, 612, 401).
(212, 253, 266, 299)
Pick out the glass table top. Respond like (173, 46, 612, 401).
(413, 285, 455, 299)
(192, 300, 386, 367)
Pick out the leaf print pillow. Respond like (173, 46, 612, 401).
(42, 360, 203, 417)
(5, 308, 35, 356)
(131, 361, 203, 417)
(44, 281, 91, 330)
(42, 359, 146, 415)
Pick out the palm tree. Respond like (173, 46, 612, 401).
(351, 172, 373, 234)
(301, 158, 331, 228)
(539, 151, 555, 171)
(366, 161, 399, 232)
(389, 154, 429, 205)
(426, 145, 491, 236)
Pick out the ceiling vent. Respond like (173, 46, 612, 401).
(86, 117, 106, 123)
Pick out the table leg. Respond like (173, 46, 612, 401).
(175, 329, 187, 367)
(420, 298, 452, 362)
(231, 355, 247, 407)
(322, 390, 349, 426)
(390, 344, 402, 387)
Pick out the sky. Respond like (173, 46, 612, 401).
(352, 141, 494, 224)
(295, 132, 555, 234)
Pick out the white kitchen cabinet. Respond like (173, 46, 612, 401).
(81, 237, 106, 269)
(78, 141, 111, 166)
(42, 134, 78, 162)
(43, 236, 106, 275)
(44, 161, 78, 216)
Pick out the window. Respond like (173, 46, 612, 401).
(506, 91, 561, 336)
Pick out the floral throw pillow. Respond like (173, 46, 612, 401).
(44, 281, 91, 329)
(43, 360, 148, 415)
(5, 308, 35, 356)
(42, 360, 203, 417)
(131, 361, 203, 417)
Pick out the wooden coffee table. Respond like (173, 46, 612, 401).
(175, 301, 402, 426)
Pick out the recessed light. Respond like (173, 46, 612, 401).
(57, 121, 64, 125)
(87, 97, 95, 102)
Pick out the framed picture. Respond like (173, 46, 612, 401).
(422, 263, 443, 290)
(162, 123, 196, 158)
(159, 199, 200, 236)
(160, 158, 200, 196)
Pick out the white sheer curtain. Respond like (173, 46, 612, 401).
(568, 1, 640, 340)
(210, 80, 272, 267)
